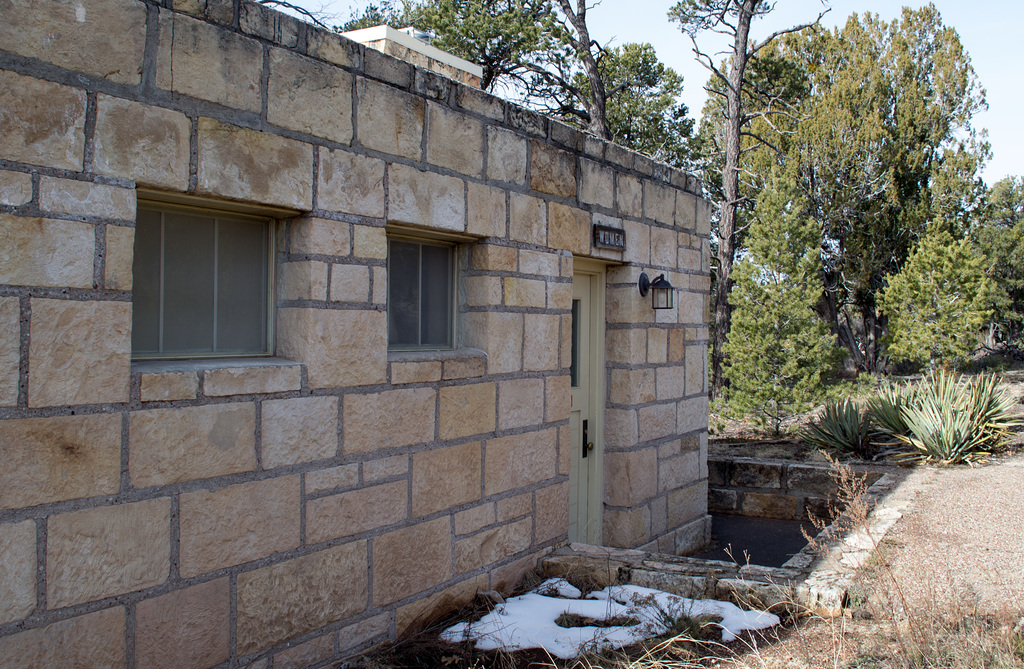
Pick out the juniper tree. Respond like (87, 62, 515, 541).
(722, 171, 841, 435)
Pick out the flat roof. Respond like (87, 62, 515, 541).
(341, 25, 484, 78)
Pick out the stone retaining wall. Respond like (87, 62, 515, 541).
(708, 457, 885, 521)
(0, 1, 712, 666)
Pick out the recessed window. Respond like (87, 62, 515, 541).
(388, 237, 454, 349)
(132, 204, 273, 359)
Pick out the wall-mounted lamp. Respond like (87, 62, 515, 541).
(638, 271, 675, 310)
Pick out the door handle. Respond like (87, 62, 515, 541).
(582, 419, 588, 459)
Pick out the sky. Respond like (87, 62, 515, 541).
(282, 0, 1022, 185)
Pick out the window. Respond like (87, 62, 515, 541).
(387, 237, 454, 349)
(132, 203, 274, 359)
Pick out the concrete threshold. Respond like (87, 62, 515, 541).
(542, 466, 935, 616)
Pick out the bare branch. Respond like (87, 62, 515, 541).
(749, 9, 830, 55)
(257, 0, 329, 29)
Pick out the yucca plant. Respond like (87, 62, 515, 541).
(801, 399, 877, 460)
(893, 371, 1022, 465)
(867, 381, 915, 442)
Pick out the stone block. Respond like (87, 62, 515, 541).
(616, 173, 643, 219)
(291, 216, 351, 256)
(158, 12, 262, 111)
(443, 355, 485, 380)
(638, 402, 676, 443)
(337, 613, 389, 655)
(47, 498, 170, 607)
(426, 102, 484, 176)
(455, 504, 495, 535)
(197, 118, 313, 210)
(465, 275, 503, 307)
(391, 359, 441, 384)
(656, 365, 686, 401)
(439, 382, 495, 440)
(0, 215, 94, 289)
(356, 77, 424, 161)
(387, 163, 467, 232)
(268, 48, 353, 144)
(237, 541, 368, 654)
(1, 70, 86, 171)
(306, 27, 362, 68)
(0, 170, 31, 206)
(606, 284, 652, 326)
(0, 413, 121, 510)
(547, 202, 591, 256)
(503, 276, 546, 308)
(622, 219, 651, 265)
(104, 224, 134, 291)
(180, 476, 301, 577)
(685, 344, 706, 395)
(497, 493, 531, 522)
(140, 371, 198, 402)
(362, 454, 408, 481)
(274, 633, 335, 669)
(659, 449, 701, 494)
(649, 227, 675, 269)
(491, 553, 538, 593)
(548, 280, 572, 311)
(467, 182, 507, 238)
(609, 368, 655, 405)
(647, 328, 668, 364)
(579, 159, 614, 209)
(262, 396, 338, 467)
(785, 465, 837, 496)
(644, 181, 676, 225)
(129, 403, 256, 488)
(372, 266, 388, 303)
(530, 141, 576, 198)
(29, 298, 130, 407)
(708, 487, 737, 513)
(0, 520, 35, 625)
(373, 517, 451, 606)
(344, 387, 435, 453)
(603, 506, 650, 548)
(741, 492, 799, 519)
(518, 249, 559, 276)
(459, 311, 522, 374)
(604, 449, 657, 507)
(667, 481, 707, 527)
(1, 0, 145, 84)
(535, 482, 569, 544)
(318, 148, 385, 218)
(329, 264, 370, 303)
(696, 199, 712, 236)
(487, 126, 527, 184)
(523, 314, 560, 372)
(240, 0, 300, 44)
(399, 576, 487, 639)
(677, 395, 708, 433)
(204, 363, 302, 396)
(545, 375, 570, 423)
(306, 480, 407, 543)
(605, 407, 638, 448)
(39, 178, 135, 221)
(729, 461, 781, 489)
(279, 260, 329, 301)
(498, 378, 544, 431)
(607, 328, 646, 364)
(455, 518, 532, 574)
(135, 579, 230, 669)
(305, 463, 359, 494)
(278, 307, 386, 388)
(362, 45, 412, 87)
(412, 442, 483, 516)
(675, 190, 697, 231)
(472, 244, 517, 271)
(484, 429, 556, 495)
(0, 297, 19, 407)
(173, 0, 233, 23)
(352, 224, 387, 259)
(509, 193, 547, 246)
(0, 607, 124, 668)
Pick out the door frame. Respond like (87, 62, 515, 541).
(569, 258, 607, 544)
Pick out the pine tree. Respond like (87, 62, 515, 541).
(723, 172, 841, 435)
(878, 229, 992, 369)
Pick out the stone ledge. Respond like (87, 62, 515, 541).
(133, 358, 303, 398)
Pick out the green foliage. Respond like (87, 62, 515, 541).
(802, 400, 876, 460)
(335, 0, 419, 31)
(722, 171, 842, 434)
(894, 371, 1020, 465)
(866, 381, 915, 441)
(878, 229, 992, 369)
(414, 0, 558, 91)
(972, 176, 1024, 352)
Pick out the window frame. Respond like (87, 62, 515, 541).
(131, 198, 278, 361)
(386, 233, 458, 352)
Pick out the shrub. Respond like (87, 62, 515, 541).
(801, 399, 877, 459)
(894, 370, 1021, 465)
(867, 381, 915, 441)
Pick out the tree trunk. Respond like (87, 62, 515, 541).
(710, 0, 757, 397)
(556, 0, 611, 139)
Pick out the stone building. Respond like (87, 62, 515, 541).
(0, 0, 713, 666)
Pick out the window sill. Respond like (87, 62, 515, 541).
(388, 348, 486, 383)
(133, 357, 303, 401)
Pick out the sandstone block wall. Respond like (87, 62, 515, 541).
(0, 0, 712, 666)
